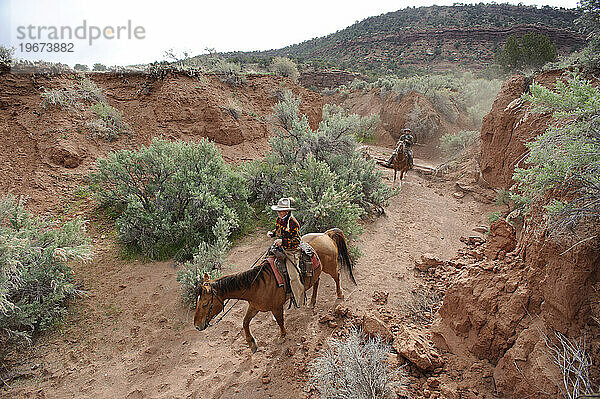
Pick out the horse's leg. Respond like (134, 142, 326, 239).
(310, 277, 320, 309)
(272, 305, 286, 344)
(243, 305, 260, 353)
(393, 169, 397, 182)
(334, 271, 344, 300)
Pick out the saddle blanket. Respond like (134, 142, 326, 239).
(266, 243, 320, 288)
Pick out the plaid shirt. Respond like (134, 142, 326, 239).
(274, 213, 301, 250)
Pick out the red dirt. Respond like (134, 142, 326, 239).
(2, 140, 498, 399)
(3, 69, 598, 399)
(0, 72, 322, 214)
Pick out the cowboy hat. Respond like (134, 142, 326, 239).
(271, 197, 295, 211)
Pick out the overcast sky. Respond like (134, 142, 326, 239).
(0, 0, 580, 67)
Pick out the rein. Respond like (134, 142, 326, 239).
(203, 250, 267, 329)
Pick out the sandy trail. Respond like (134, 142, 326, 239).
(7, 157, 496, 399)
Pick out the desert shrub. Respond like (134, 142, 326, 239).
(349, 79, 369, 91)
(89, 138, 251, 260)
(176, 220, 230, 305)
(428, 89, 458, 122)
(244, 91, 393, 239)
(371, 73, 501, 130)
(322, 103, 379, 143)
(406, 104, 439, 143)
(87, 101, 130, 141)
(512, 72, 600, 229)
(213, 59, 246, 86)
(270, 57, 299, 81)
(439, 130, 478, 156)
(74, 63, 89, 72)
(288, 155, 364, 237)
(309, 328, 402, 399)
(40, 89, 76, 110)
(0, 195, 91, 355)
(92, 63, 107, 71)
(40, 77, 105, 110)
(488, 211, 502, 224)
(0, 45, 14, 68)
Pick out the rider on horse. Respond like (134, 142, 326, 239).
(386, 128, 415, 168)
(267, 197, 305, 308)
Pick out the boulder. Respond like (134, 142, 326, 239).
(361, 314, 393, 342)
(415, 253, 444, 272)
(393, 324, 443, 371)
(485, 219, 516, 260)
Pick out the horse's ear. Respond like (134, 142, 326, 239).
(203, 273, 209, 283)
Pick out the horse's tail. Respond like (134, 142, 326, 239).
(325, 228, 357, 285)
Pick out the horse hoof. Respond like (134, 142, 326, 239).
(275, 336, 285, 344)
(250, 343, 258, 353)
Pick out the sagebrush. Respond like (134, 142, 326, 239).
(243, 90, 393, 239)
(176, 220, 231, 305)
(87, 101, 130, 141)
(439, 130, 478, 156)
(0, 195, 91, 357)
(270, 57, 299, 81)
(40, 77, 105, 110)
(513, 72, 600, 229)
(309, 328, 402, 399)
(89, 138, 251, 260)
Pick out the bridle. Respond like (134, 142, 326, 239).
(204, 287, 229, 328)
(199, 250, 268, 329)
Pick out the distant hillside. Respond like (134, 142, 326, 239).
(220, 4, 585, 75)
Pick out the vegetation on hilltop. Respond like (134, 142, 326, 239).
(214, 4, 582, 77)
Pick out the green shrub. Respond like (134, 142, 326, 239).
(244, 90, 393, 240)
(488, 211, 502, 224)
(309, 328, 402, 399)
(0, 195, 91, 355)
(270, 57, 299, 81)
(349, 79, 369, 91)
(74, 64, 89, 72)
(371, 73, 500, 130)
(176, 220, 230, 306)
(87, 102, 130, 141)
(213, 59, 246, 86)
(89, 138, 250, 260)
(289, 155, 364, 237)
(513, 72, 600, 229)
(92, 63, 107, 71)
(496, 32, 557, 71)
(322, 103, 380, 143)
(439, 130, 478, 156)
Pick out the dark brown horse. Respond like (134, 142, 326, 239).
(193, 228, 355, 352)
(377, 135, 414, 185)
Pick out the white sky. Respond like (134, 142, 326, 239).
(0, 0, 581, 67)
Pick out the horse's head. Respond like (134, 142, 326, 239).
(193, 274, 224, 331)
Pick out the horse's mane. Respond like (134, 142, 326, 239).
(211, 261, 269, 294)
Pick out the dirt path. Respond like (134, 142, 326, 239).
(6, 157, 498, 399)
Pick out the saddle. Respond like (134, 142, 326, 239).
(266, 242, 320, 292)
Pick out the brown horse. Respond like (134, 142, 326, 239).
(193, 228, 355, 353)
(377, 135, 414, 185)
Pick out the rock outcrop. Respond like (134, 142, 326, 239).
(434, 70, 600, 399)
